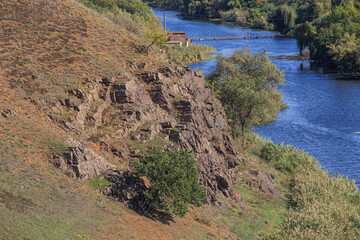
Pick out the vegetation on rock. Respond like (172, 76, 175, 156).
(133, 147, 206, 217)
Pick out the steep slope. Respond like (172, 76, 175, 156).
(0, 0, 243, 239)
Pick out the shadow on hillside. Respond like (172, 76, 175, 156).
(133, 207, 175, 224)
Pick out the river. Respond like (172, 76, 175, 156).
(153, 9, 360, 187)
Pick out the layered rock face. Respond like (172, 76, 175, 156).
(136, 66, 241, 203)
(46, 65, 241, 203)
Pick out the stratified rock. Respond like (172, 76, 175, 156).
(110, 79, 152, 105)
(52, 138, 115, 179)
(43, 63, 241, 204)
(137, 65, 241, 203)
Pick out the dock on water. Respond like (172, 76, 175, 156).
(189, 33, 281, 41)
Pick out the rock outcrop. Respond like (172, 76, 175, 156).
(102, 170, 149, 212)
(52, 138, 115, 179)
(46, 64, 241, 204)
(240, 169, 282, 199)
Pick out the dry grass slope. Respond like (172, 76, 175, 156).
(0, 0, 244, 239)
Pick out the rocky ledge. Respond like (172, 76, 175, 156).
(44, 64, 241, 204)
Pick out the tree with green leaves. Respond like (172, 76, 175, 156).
(133, 147, 205, 217)
(294, 21, 316, 56)
(207, 48, 285, 136)
(145, 9, 169, 55)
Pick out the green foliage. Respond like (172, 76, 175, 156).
(271, 4, 297, 33)
(207, 48, 284, 136)
(294, 4, 360, 72)
(80, 0, 117, 13)
(165, 44, 216, 65)
(133, 147, 205, 217)
(81, 0, 149, 20)
(88, 177, 112, 189)
(116, 0, 149, 21)
(260, 141, 318, 173)
(145, 9, 169, 54)
(242, 132, 360, 240)
(80, 0, 148, 37)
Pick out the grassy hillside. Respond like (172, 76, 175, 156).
(1, 0, 359, 239)
(0, 0, 283, 239)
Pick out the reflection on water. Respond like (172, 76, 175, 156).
(153, 9, 360, 187)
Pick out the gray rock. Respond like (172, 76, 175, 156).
(52, 138, 115, 179)
(240, 169, 282, 199)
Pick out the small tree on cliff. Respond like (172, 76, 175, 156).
(133, 147, 205, 217)
(145, 9, 169, 55)
(207, 48, 285, 136)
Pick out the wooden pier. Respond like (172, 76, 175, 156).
(189, 33, 281, 41)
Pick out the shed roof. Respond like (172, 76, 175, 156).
(169, 31, 186, 34)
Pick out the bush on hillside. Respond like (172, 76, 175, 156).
(260, 141, 317, 173)
(133, 147, 205, 217)
(263, 168, 360, 239)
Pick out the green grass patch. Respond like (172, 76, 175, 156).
(165, 43, 216, 65)
(228, 184, 287, 240)
(89, 177, 112, 190)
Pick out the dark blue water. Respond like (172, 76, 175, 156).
(154, 10, 360, 186)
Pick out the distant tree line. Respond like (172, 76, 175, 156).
(144, 0, 360, 73)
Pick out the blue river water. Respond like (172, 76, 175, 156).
(153, 9, 360, 186)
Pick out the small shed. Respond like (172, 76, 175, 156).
(169, 32, 186, 42)
(167, 32, 192, 47)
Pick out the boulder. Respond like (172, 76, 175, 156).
(102, 170, 150, 212)
(240, 169, 282, 199)
(52, 138, 115, 179)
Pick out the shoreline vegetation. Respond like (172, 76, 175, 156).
(165, 43, 216, 65)
(241, 132, 360, 239)
(145, 0, 360, 74)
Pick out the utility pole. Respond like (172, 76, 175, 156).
(163, 11, 166, 31)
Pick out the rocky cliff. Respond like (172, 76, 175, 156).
(45, 63, 241, 204)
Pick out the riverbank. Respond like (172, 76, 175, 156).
(240, 133, 360, 239)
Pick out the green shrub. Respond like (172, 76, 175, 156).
(133, 147, 205, 217)
(80, 0, 148, 38)
(260, 141, 317, 173)
(80, 0, 149, 21)
(264, 170, 360, 239)
(116, 0, 149, 21)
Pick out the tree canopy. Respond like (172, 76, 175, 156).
(207, 48, 285, 136)
(144, 9, 169, 54)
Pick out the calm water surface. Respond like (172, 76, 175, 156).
(154, 10, 360, 186)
